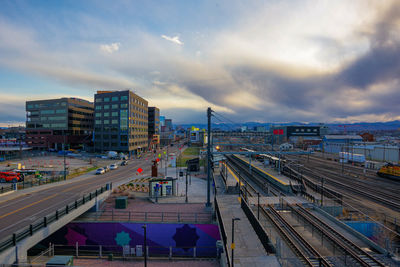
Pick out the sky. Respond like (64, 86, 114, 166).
(1, 0, 400, 126)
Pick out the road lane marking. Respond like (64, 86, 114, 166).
(0, 193, 58, 219)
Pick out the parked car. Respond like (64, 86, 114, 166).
(120, 160, 128, 166)
(110, 164, 118, 170)
(103, 166, 110, 172)
(95, 168, 105, 175)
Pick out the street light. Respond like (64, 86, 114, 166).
(63, 130, 66, 181)
(231, 217, 240, 267)
(142, 225, 147, 267)
(185, 170, 189, 203)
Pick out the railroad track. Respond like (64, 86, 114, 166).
(301, 166, 400, 211)
(226, 155, 281, 196)
(261, 205, 333, 267)
(290, 204, 387, 267)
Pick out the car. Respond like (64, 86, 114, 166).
(103, 166, 110, 172)
(110, 164, 118, 170)
(95, 168, 105, 175)
(120, 160, 128, 166)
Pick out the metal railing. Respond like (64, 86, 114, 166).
(0, 185, 109, 254)
(0, 184, 13, 195)
(52, 244, 218, 259)
(77, 210, 213, 223)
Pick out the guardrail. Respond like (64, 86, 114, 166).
(0, 185, 109, 254)
(77, 210, 213, 223)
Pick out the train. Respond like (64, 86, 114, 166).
(377, 163, 400, 180)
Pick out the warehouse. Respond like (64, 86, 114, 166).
(321, 135, 363, 153)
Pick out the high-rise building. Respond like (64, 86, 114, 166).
(94, 90, 148, 156)
(148, 107, 160, 149)
(26, 98, 94, 150)
(148, 107, 160, 136)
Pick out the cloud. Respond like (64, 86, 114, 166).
(161, 35, 183, 45)
(100, 42, 121, 53)
(1, 0, 400, 124)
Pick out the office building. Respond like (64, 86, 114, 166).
(26, 98, 94, 150)
(148, 107, 160, 149)
(94, 90, 148, 156)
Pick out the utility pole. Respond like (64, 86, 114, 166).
(206, 107, 212, 207)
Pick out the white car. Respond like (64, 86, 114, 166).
(95, 168, 105, 175)
(110, 164, 118, 170)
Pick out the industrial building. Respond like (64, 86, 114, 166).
(321, 135, 363, 153)
(148, 107, 160, 149)
(353, 144, 400, 163)
(25, 98, 94, 150)
(93, 90, 148, 156)
(270, 125, 321, 143)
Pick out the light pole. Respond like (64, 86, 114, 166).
(185, 170, 188, 203)
(231, 217, 240, 267)
(257, 192, 260, 220)
(142, 225, 147, 267)
(63, 130, 66, 181)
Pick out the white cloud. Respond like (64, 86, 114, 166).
(100, 42, 121, 53)
(161, 35, 184, 45)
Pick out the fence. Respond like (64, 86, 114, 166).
(78, 210, 213, 223)
(0, 184, 13, 195)
(240, 196, 275, 253)
(0, 185, 109, 254)
(50, 244, 218, 259)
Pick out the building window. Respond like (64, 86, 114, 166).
(112, 104, 118, 109)
(27, 104, 34, 109)
(95, 113, 101, 117)
(104, 97, 110, 102)
(41, 110, 55, 115)
(103, 112, 110, 117)
(95, 120, 101, 125)
(121, 103, 128, 108)
(95, 98, 102, 103)
(104, 120, 109, 124)
(111, 119, 118, 124)
(121, 96, 128, 101)
(112, 112, 118, 117)
(104, 105, 110, 109)
(95, 106, 102, 110)
(112, 96, 119, 101)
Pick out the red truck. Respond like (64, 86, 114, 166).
(0, 172, 22, 183)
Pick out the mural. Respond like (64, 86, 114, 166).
(38, 222, 220, 257)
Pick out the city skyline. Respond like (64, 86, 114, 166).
(1, 0, 400, 126)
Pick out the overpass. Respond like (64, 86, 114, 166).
(0, 153, 160, 265)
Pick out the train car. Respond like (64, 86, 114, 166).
(377, 163, 400, 180)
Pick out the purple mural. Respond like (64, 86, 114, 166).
(39, 222, 221, 257)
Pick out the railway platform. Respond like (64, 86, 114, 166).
(215, 171, 280, 267)
(233, 155, 301, 193)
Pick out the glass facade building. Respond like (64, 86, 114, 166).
(25, 98, 94, 150)
(94, 90, 148, 155)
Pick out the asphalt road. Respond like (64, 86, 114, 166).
(0, 145, 182, 241)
